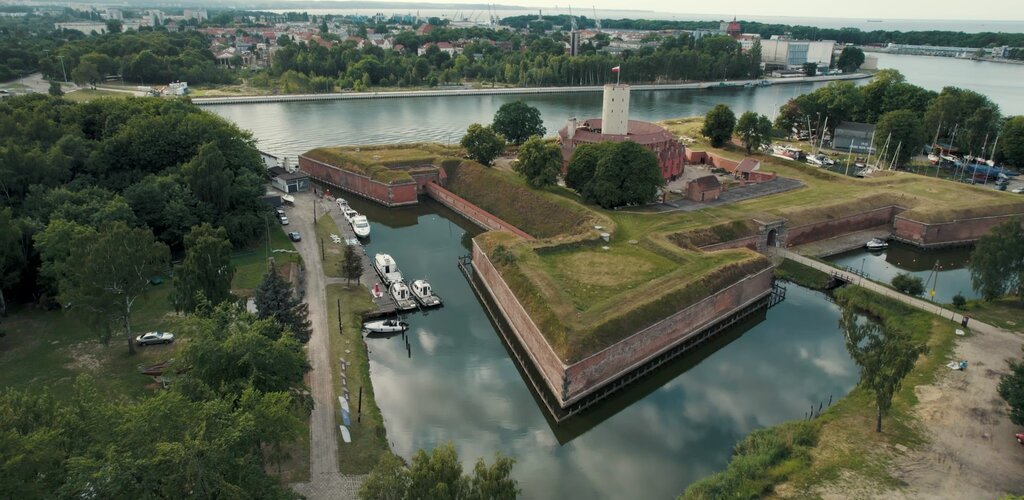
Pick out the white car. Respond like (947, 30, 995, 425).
(1012, 187, 1024, 194)
(351, 215, 371, 238)
(280, 216, 290, 225)
(136, 331, 174, 346)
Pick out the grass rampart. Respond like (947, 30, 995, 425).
(446, 160, 600, 239)
(303, 144, 456, 184)
(668, 219, 758, 249)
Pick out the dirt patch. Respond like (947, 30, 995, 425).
(891, 326, 1024, 498)
(64, 342, 102, 372)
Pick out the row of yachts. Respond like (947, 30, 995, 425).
(363, 253, 442, 334)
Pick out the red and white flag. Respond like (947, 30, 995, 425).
(611, 66, 621, 73)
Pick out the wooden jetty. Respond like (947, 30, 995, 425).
(326, 208, 398, 318)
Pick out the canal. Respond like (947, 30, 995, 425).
(826, 242, 976, 304)
(344, 194, 859, 499)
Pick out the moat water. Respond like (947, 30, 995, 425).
(826, 242, 976, 304)
(342, 195, 859, 499)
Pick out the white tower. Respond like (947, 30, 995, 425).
(601, 84, 630, 136)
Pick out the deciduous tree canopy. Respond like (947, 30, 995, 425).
(514, 136, 562, 189)
(702, 104, 736, 147)
(492, 101, 545, 145)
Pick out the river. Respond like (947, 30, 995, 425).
(207, 54, 1024, 160)
(343, 195, 858, 499)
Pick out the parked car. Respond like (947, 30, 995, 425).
(1016, 432, 1024, 445)
(288, 231, 301, 242)
(275, 208, 286, 218)
(280, 216, 290, 225)
(136, 331, 174, 346)
(1011, 187, 1024, 194)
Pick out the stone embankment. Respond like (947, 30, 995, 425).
(192, 73, 870, 105)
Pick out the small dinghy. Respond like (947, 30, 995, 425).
(411, 279, 442, 308)
(865, 237, 888, 251)
(362, 318, 408, 334)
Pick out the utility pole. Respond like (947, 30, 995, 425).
(57, 55, 68, 83)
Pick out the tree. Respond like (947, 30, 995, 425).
(492, 101, 546, 145)
(171, 224, 235, 313)
(360, 453, 411, 500)
(840, 306, 926, 432)
(837, 46, 865, 72)
(998, 349, 1024, 426)
(104, 19, 122, 34)
(359, 442, 518, 500)
(874, 110, 926, 167)
(734, 111, 773, 154)
(701, 104, 736, 148)
(924, 87, 1001, 155)
(585, 141, 663, 209)
(460, 123, 505, 166)
(70, 60, 101, 89)
(0, 208, 25, 317)
(254, 262, 312, 342)
(341, 244, 364, 284)
(998, 116, 1024, 167)
(891, 272, 925, 296)
(181, 142, 234, 214)
(58, 222, 170, 354)
(513, 136, 562, 189)
(565, 142, 613, 193)
(47, 80, 63, 97)
(969, 219, 1024, 301)
(802, 62, 817, 76)
(952, 292, 967, 309)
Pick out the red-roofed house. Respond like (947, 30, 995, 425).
(416, 23, 434, 35)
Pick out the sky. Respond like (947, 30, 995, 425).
(329, 0, 1024, 22)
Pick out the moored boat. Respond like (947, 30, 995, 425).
(865, 237, 888, 251)
(389, 281, 418, 311)
(373, 253, 403, 285)
(410, 279, 442, 307)
(363, 318, 408, 334)
(351, 215, 371, 238)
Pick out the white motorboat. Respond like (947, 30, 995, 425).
(806, 154, 825, 167)
(363, 318, 408, 334)
(389, 281, 418, 311)
(410, 279, 442, 308)
(373, 253, 403, 285)
(343, 208, 359, 224)
(865, 237, 888, 251)
(351, 215, 371, 238)
(336, 197, 348, 209)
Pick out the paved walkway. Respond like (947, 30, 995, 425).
(779, 249, 1002, 336)
(287, 193, 364, 499)
(326, 205, 397, 315)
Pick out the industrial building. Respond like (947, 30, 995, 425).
(760, 39, 835, 70)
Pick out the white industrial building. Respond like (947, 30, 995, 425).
(760, 39, 835, 70)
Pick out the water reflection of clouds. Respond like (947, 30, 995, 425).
(369, 281, 859, 499)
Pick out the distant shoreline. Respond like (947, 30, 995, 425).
(192, 73, 870, 106)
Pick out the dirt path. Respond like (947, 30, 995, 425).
(287, 193, 364, 499)
(780, 250, 1024, 497)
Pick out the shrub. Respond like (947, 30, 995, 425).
(952, 292, 967, 309)
(892, 272, 925, 296)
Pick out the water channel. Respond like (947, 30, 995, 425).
(342, 194, 859, 499)
(826, 243, 975, 304)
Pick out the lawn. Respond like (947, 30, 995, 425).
(63, 89, 130, 102)
(956, 297, 1024, 333)
(327, 284, 390, 474)
(315, 212, 346, 278)
(232, 217, 301, 294)
(0, 285, 180, 401)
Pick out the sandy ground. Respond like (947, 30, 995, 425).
(887, 326, 1024, 499)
